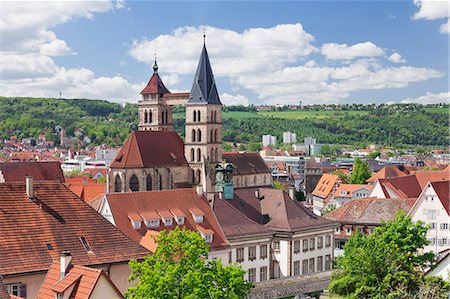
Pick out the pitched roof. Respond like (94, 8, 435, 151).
(104, 189, 229, 251)
(414, 170, 450, 189)
(325, 197, 416, 225)
(366, 165, 407, 183)
(0, 161, 65, 183)
(305, 158, 319, 169)
(66, 182, 106, 203)
(37, 260, 123, 299)
(140, 62, 171, 95)
(430, 180, 450, 215)
(334, 184, 370, 198)
(0, 181, 149, 276)
(311, 173, 340, 199)
(110, 131, 188, 168)
(187, 44, 221, 105)
(223, 152, 271, 175)
(377, 175, 422, 198)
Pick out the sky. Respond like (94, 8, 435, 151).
(1, 0, 449, 106)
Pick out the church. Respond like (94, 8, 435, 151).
(107, 42, 272, 194)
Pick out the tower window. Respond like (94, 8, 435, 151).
(114, 174, 122, 192)
(193, 110, 197, 122)
(214, 129, 218, 142)
(165, 110, 169, 124)
(146, 174, 153, 191)
(129, 174, 139, 192)
(192, 129, 196, 142)
(144, 110, 148, 124)
(149, 110, 153, 123)
(197, 148, 201, 162)
(197, 110, 201, 122)
(190, 148, 195, 162)
(197, 129, 202, 142)
(210, 129, 213, 142)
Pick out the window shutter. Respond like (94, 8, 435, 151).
(19, 283, 27, 298)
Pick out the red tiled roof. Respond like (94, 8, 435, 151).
(110, 131, 188, 169)
(223, 152, 271, 175)
(104, 189, 229, 251)
(366, 165, 408, 183)
(430, 180, 450, 215)
(334, 184, 370, 198)
(0, 181, 149, 276)
(311, 173, 340, 199)
(67, 183, 106, 203)
(414, 170, 450, 189)
(0, 161, 65, 182)
(325, 197, 416, 225)
(140, 72, 170, 95)
(37, 260, 123, 299)
(377, 175, 422, 198)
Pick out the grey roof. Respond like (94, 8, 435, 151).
(187, 44, 222, 105)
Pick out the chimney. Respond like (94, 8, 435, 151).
(288, 187, 295, 201)
(26, 176, 34, 199)
(60, 251, 72, 279)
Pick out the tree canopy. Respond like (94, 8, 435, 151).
(329, 211, 449, 298)
(350, 158, 372, 184)
(126, 226, 253, 299)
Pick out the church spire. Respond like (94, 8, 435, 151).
(153, 54, 159, 74)
(187, 43, 221, 105)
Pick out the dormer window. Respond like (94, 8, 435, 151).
(176, 216, 185, 225)
(164, 218, 173, 227)
(204, 233, 213, 243)
(132, 220, 141, 230)
(340, 190, 346, 195)
(171, 209, 186, 225)
(190, 208, 204, 224)
(145, 219, 160, 228)
(128, 213, 143, 230)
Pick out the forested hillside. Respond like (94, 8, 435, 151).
(0, 97, 448, 148)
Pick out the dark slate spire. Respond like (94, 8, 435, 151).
(187, 44, 222, 105)
(153, 57, 159, 74)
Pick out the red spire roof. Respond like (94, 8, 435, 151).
(140, 61, 171, 95)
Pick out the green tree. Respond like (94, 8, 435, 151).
(350, 158, 372, 184)
(294, 190, 305, 201)
(126, 227, 253, 299)
(320, 144, 333, 156)
(223, 143, 232, 152)
(329, 211, 445, 298)
(331, 170, 351, 184)
(273, 180, 285, 190)
(367, 151, 381, 159)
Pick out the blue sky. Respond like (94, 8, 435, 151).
(1, 0, 448, 105)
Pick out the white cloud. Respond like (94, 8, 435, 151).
(320, 42, 385, 60)
(220, 93, 249, 106)
(400, 91, 450, 104)
(161, 74, 180, 87)
(388, 53, 406, 63)
(40, 39, 72, 56)
(413, 0, 449, 34)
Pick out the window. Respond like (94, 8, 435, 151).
(248, 246, 256, 261)
(145, 219, 159, 228)
(430, 222, 437, 230)
(192, 129, 196, 142)
(325, 235, 331, 247)
(228, 252, 232, 264)
(368, 228, 374, 234)
(260, 266, 267, 282)
(302, 239, 308, 252)
(114, 174, 122, 192)
(175, 216, 185, 225)
(190, 148, 195, 162)
(294, 261, 300, 276)
(260, 244, 267, 259)
(204, 234, 213, 243)
(309, 238, 315, 251)
(197, 148, 201, 162)
(335, 227, 341, 233)
(302, 259, 308, 275)
(197, 110, 201, 122)
(294, 240, 300, 254)
(6, 283, 25, 297)
(79, 237, 93, 253)
(325, 255, 331, 270)
(317, 256, 323, 272)
(274, 240, 280, 251)
(197, 129, 202, 142)
(164, 218, 173, 226)
(129, 174, 139, 192)
(309, 258, 315, 273)
(144, 110, 148, 123)
(210, 129, 213, 142)
(149, 110, 153, 123)
(131, 220, 141, 230)
(440, 223, 449, 230)
(345, 227, 352, 234)
(146, 174, 152, 191)
(317, 236, 323, 249)
(443, 238, 448, 245)
(193, 110, 197, 122)
(248, 268, 256, 283)
(236, 248, 244, 263)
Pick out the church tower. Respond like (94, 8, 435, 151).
(138, 59, 173, 131)
(185, 42, 222, 192)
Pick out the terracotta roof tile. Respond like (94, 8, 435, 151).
(377, 175, 422, 198)
(334, 184, 370, 198)
(140, 71, 170, 95)
(414, 170, 450, 189)
(110, 131, 188, 169)
(0, 161, 65, 183)
(0, 181, 149, 276)
(311, 173, 340, 199)
(366, 165, 407, 183)
(430, 180, 450, 215)
(223, 152, 271, 175)
(104, 189, 229, 251)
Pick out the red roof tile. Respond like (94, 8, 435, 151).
(223, 152, 271, 175)
(311, 173, 340, 199)
(104, 189, 229, 251)
(0, 161, 65, 183)
(377, 175, 422, 198)
(366, 165, 408, 183)
(430, 180, 450, 215)
(110, 131, 188, 169)
(414, 170, 450, 189)
(37, 260, 123, 299)
(140, 72, 170, 95)
(0, 181, 149, 276)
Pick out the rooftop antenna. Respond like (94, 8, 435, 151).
(203, 24, 206, 45)
(153, 53, 158, 73)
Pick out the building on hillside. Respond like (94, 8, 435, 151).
(0, 161, 65, 183)
(366, 165, 408, 184)
(37, 252, 123, 299)
(329, 184, 371, 209)
(263, 154, 307, 175)
(325, 197, 416, 257)
(283, 132, 297, 144)
(311, 173, 341, 215)
(95, 146, 118, 167)
(408, 180, 450, 254)
(0, 178, 149, 299)
(262, 135, 277, 147)
(368, 175, 422, 199)
(304, 158, 323, 196)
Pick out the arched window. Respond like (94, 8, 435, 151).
(190, 169, 195, 184)
(253, 175, 257, 186)
(196, 169, 201, 184)
(161, 111, 165, 124)
(129, 174, 139, 192)
(211, 111, 214, 122)
(197, 129, 202, 142)
(158, 173, 163, 190)
(197, 110, 201, 122)
(210, 148, 214, 161)
(193, 110, 197, 122)
(144, 110, 148, 124)
(213, 111, 217, 122)
(197, 148, 201, 162)
(149, 110, 153, 123)
(168, 170, 173, 189)
(146, 174, 152, 191)
(192, 129, 196, 142)
(214, 129, 218, 142)
(215, 148, 219, 162)
(114, 174, 122, 192)
(190, 148, 195, 162)
(165, 110, 169, 124)
(210, 129, 213, 142)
